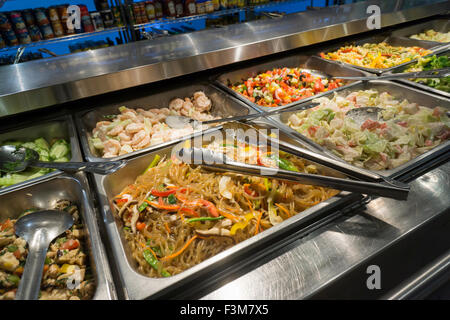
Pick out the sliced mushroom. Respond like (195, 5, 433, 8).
(195, 219, 232, 237)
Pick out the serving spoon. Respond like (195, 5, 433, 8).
(15, 210, 74, 300)
(0, 145, 126, 175)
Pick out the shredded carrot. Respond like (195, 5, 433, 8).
(136, 222, 146, 231)
(218, 209, 240, 221)
(246, 197, 254, 215)
(160, 235, 198, 261)
(43, 265, 49, 273)
(164, 222, 171, 234)
(275, 203, 291, 218)
(254, 211, 263, 235)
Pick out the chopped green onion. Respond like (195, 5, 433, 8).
(167, 194, 177, 204)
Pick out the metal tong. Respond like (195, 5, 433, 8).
(176, 122, 410, 200)
(333, 68, 450, 81)
(177, 147, 409, 200)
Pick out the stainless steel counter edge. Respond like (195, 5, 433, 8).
(1, 0, 449, 117)
(200, 160, 450, 300)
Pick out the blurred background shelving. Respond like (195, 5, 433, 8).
(0, 0, 365, 65)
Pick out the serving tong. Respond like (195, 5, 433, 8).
(176, 122, 410, 200)
(332, 68, 450, 81)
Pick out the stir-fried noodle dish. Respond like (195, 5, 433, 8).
(113, 141, 339, 278)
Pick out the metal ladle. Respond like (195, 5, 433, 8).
(0, 145, 126, 175)
(14, 210, 74, 300)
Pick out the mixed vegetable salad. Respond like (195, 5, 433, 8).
(0, 138, 70, 188)
(410, 29, 450, 43)
(0, 200, 95, 300)
(228, 67, 344, 108)
(287, 89, 450, 171)
(404, 54, 450, 93)
(320, 42, 432, 69)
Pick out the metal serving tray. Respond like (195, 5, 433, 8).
(92, 120, 363, 300)
(0, 173, 116, 300)
(75, 82, 256, 162)
(269, 80, 450, 179)
(390, 18, 450, 47)
(316, 35, 440, 75)
(213, 54, 370, 113)
(387, 46, 450, 98)
(0, 115, 83, 196)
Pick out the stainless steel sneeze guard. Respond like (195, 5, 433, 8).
(0, 0, 449, 118)
(201, 160, 450, 300)
(93, 122, 363, 300)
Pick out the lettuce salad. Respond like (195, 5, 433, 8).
(287, 89, 450, 170)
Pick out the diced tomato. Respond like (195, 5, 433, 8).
(339, 48, 352, 53)
(397, 121, 408, 127)
(136, 222, 146, 231)
(348, 141, 357, 147)
(314, 80, 325, 92)
(61, 239, 80, 250)
(0, 219, 12, 231)
(432, 107, 442, 117)
(244, 184, 258, 197)
(425, 140, 433, 146)
(361, 119, 382, 131)
(13, 249, 21, 259)
(115, 198, 128, 205)
(308, 126, 318, 136)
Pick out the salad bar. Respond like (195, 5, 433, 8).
(0, 0, 449, 300)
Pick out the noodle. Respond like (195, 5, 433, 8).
(114, 144, 339, 278)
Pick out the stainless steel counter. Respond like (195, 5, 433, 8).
(0, 0, 449, 117)
(201, 160, 450, 300)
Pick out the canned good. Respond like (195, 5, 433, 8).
(40, 23, 55, 39)
(48, 7, 60, 22)
(28, 25, 43, 41)
(35, 8, 50, 26)
(52, 21, 64, 36)
(22, 10, 36, 27)
(95, 0, 110, 11)
(16, 28, 32, 44)
(111, 6, 124, 26)
(90, 12, 105, 31)
(0, 12, 13, 32)
(101, 9, 114, 28)
(82, 14, 94, 32)
(9, 12, 27, 32)
(0, 34, 5, 48)
(154, 1, 163, 18)
(4, 29, 19, 46)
